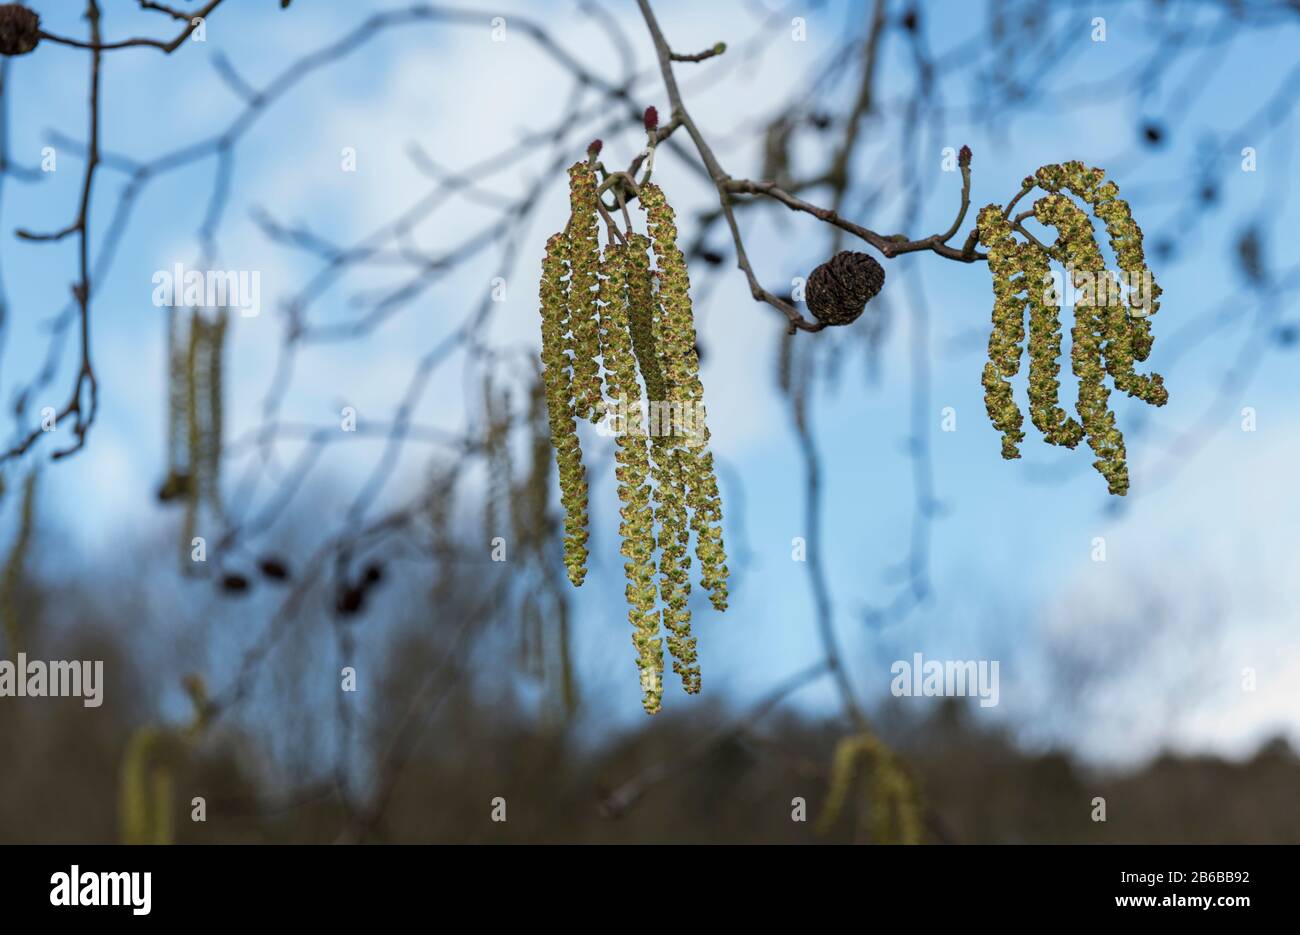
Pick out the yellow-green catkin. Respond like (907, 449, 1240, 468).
(566, 162, 604, 423)
(181, 311, 202, 568)
(201, 310, 227, 519)
(120, 728, 178, 845)
(626, 233, 668, 406)
(816, 733, 923, 844)
(599, 242, 664, 714)
(538, 232, 589, 586)
(975, 206, 1027, 459)
(656, 446, 698, 692)
(160, 307, 190, 502)
(1034, 193, 1129, 495)
(169, 310, 226, 565)
(482, 373, 513, 549)
(1035, 162, 1167, 403)
(641, 185, 706, 692)
(120, 680, 207, 845)
(1021, 239, 1085, 448)
(514, 370, 550, 558)
(641, 183, 729, 616)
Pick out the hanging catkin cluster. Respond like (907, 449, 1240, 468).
(119, 675, 208, 845)
(538, 230, 591, 587)
(975, 162, 1167, 495)
(159, 308, 228, 563)
(536, 158, 729, 714)
(816, 733, 923, 844)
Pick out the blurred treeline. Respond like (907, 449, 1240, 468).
(2, 537, 1296, 845)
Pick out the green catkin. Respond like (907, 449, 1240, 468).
(1021, 239, 1085, 448)
(625, 234, 667, 406)
(0, 471, 36, 657)
(626, 233, 687, 693)
(641, 183, 729, 615)
(536, 165, 734, 710)
(975, 206, 1027, 459)
(1034, 193, 1129, 495)
(520, 594, 544, 679)
(182, 312, 201, 568)
(538, 232, 590, 586)
(1034, 162, 1167, 397)
(162, 307, 189, 500)
(169, 310, 226, 564)
(515, 370, 550, 558)
(657, 446, 699, 691)
(482, 374, 513, 550)
(975, 164, 1168, 496)
(120, 728, 176, 845)
(566, 162, 604, 423)
(815, 733, 922, 844)
(119, 680, 207, 845)
(869, 751, 924, 845)
(640, 186, 700, 690)
(202, 310, 227, 518)
(599, 242, 664, 714)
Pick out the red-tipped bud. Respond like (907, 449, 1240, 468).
(587, 138, 603, 156)
(644, 106, 659, 132)
(958, 145, 972, 168)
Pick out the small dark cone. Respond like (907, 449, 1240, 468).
(335, 584, 365, 616)
(0, 4, 40, 57)
(257, 556, 290, 581)
(805, 251, 885, 326)
(219, 573, 251, 595)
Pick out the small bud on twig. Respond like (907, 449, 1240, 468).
(643, 106, 659, 132)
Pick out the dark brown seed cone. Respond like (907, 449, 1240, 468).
(0, 4, 40, 57)
(805, 251, 885, 326)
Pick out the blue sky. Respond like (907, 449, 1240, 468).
(3, 0, 1300, 765)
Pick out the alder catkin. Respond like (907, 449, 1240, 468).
(535, 163, 735, 711)
(160, 307, 191, 503)
(816, 733, 922, 844)
(538, 232, 589, 585)
(975, 163, 1168, 496)
(202, 310, 227, 518)
(1033, 193, 1129, 494)
(656, 446, 699, 692)
(975, 206, 1027, 459)
(481, 374, 513, 549)
(566, 162, 604, 423)
(1020, 239, 1084, 448)
(1035, 161, 1166, 391)
(625, 233, 667, 406)
(599, 241, 664, 713)
(641, 182, 729, 616)
(120, 728, 178, 845)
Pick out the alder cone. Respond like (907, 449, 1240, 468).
(0, 4, 40, 57)
(805, 250, 885, 326)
